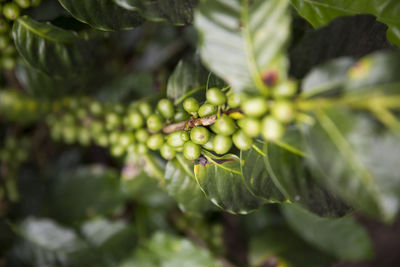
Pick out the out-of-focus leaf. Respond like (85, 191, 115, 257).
(240, 140, 285, 202)
(119, 232, 222, 267)
(58, 0, 144, 31)
(12, 16, 92, 77)
(301, 57, 355, 98)
(195, 0, 291, 94)
(165, 156, 212, 215)
(303, 108, 400, 222)
(282, 204, 373, 261)
(50, 165, 124, 225)
(114, 0, 198, 25)
(264, 129, 349, 217)
(290, 0, 400, 47)
(194, 153, 264, 214)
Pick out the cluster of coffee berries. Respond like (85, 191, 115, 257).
(0, 135, 30, 170)
(0, 90, 50, 124)
(0, 0, 42, 69)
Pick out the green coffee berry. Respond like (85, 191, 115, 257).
(202, 134, 215, 151)
(15, 0, 30, 9)
(95, 133, 109, 147)
(167, 130, 189, 148)
(190, 126, 210, 145)
(135, 128, 149, 143)
(119, 132, 135, 147)
(157, 98, 175, 119)
(125, 111, 144, 129)
(146, 133, 164, 150)
(183, 141, 201, 160)
(273, 80, 297, 98)
(1, 56, 16, 70)
(106, 112, 121, 130)
(232, 130, 253, 150)
(31, 0, 42, 6)
(238, 117, 261, 138)
(271, 100, 295, 123)
(78, 128, 91, 146)
(206, 88, 226, 105)
(62, 125, 77, 144)
(227, 92, 246, 109)
(174, 110, 190, 122)
(160, 143, 176, 160)
(89, 120, 104, 135)
(110, 145, 125, 157)
(3, 3, 20, 20)
(183, 97, 200, 113)
(138, 102, 152, 118)
(137, 143, 148, 154)
(241, 97, 268, 117)
(0, 18, 9, 33)
(211, 115, 236, 136)
(198, 103, 217, 117)
(89, 101, 103, 115)
(0, 34, 10, 50)
(261, 116, 284, 141)
(213, 135, 232, 154)
(146, 114, 164, 132)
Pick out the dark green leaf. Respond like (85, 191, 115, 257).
(303, 108, 400, 222)
(265, 129, 349, 217)
(195, 0, 291, 94)
(114, 0, 198, 25)
(12, 16, 92, 77)
(194, 153, 264, 214)
(240, 140, 285, 202)
(282, 204, 373, 260)
(290, 0, 400, 47)
(165, 156, 212, 215)
(58, 0, 144, 31)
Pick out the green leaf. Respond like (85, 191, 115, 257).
(165, 156, 212, 215)
(120, 232, 222, 267)
(240, 140, 285, 202)
(301, 57, 355, 98)
(195, 0, 291, 94)
(265, 129, 349, 217)
(12, 16, 92, 77)
(303, 107, 400, 222)
(50, 165, 124, 225)
(194, 153, 264, 214)
(114, 0, 198, 25)
(58, 0, 144, 31)
(290, 0, 400, 47)
(282, 204, 373, 261)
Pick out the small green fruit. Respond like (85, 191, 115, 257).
(190, 126, 210, 145)
(238, 118, 261, 138)
(183, 141, 201, 160)
(273, 80, 297, 98)
(157, 98, 175, 119)
(146, 114, 164, 132)
(0, 34, 10, 50)
(167, 130, 189, 148)
(125, 111, 144, 129)
(138, 102, 152, 118)
(206, 88, 226, 105)
(213, 135, 232, 154)
(3, 3, 20, 20)
(146, 133, 164, 150)
(271, 100, 295, 123)
(198, 103, 217, 117)
(119, 132, 135, 147)
(232, 130, 253, 150)
(202, 134, 215, 151)
(261, 116, 284, 141)
(211, 115, 236, 136)
(174, 110, 190, 122)
(15, 0, 30, 9)
(241, 97, 268, 117)
(0, 18, 9, 33)
(135, 128, 149, 143)
(227, 92, 246, 108)
(160, 144, 176, 160)
(183, 97, 200, 113)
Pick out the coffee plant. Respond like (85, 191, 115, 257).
(0, 0, 400, 266)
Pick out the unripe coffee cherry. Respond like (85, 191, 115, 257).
(125, 111, 144, 129)
(157, 98, 175, 119)
(137, 143, 148, 154)
(167, 130, 189, 147)
(183, 141, 201, 160)
(174, 110, 190, 122)
(1, 56, 16, 70)
(190, 126, 210, 145)
(0, 19, 9, 33)
(135, 128, 149, 143)
(138, 102, 152, 118)
(261, 116, 284, 141)
(271, 100, 295, 123)
(160, 144, 176, 160)
(110, 145, 125, 157)
(119, 132, 135, 147)
(273, 80, 297, 98)
(241, 97, 268, 117)
(232, 130, 253, 150)
(227, 92, 246, 108)
(211, 115, 236, 136)
(237, 117, 261, 138)
(31, 0, 42, 7)
(183, 97, 199, 113)
(78, 128, 91, 146)
(206, 88, 226, 105)
(106, 112, 121, 130)
(213, 135, 232, 154)
(198, 103, 217, 117)
(202, 134, 215, 151)
(3, 3, 20, 20)
(146, 114, 164, 132)
(95, 133, 109, 147)
(108, 132, 120, 145)
(0, 34, 10, 50)
(15, 0, 30, 9)
(89, 101, 103, 115)
(146, 133, 164, 150)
